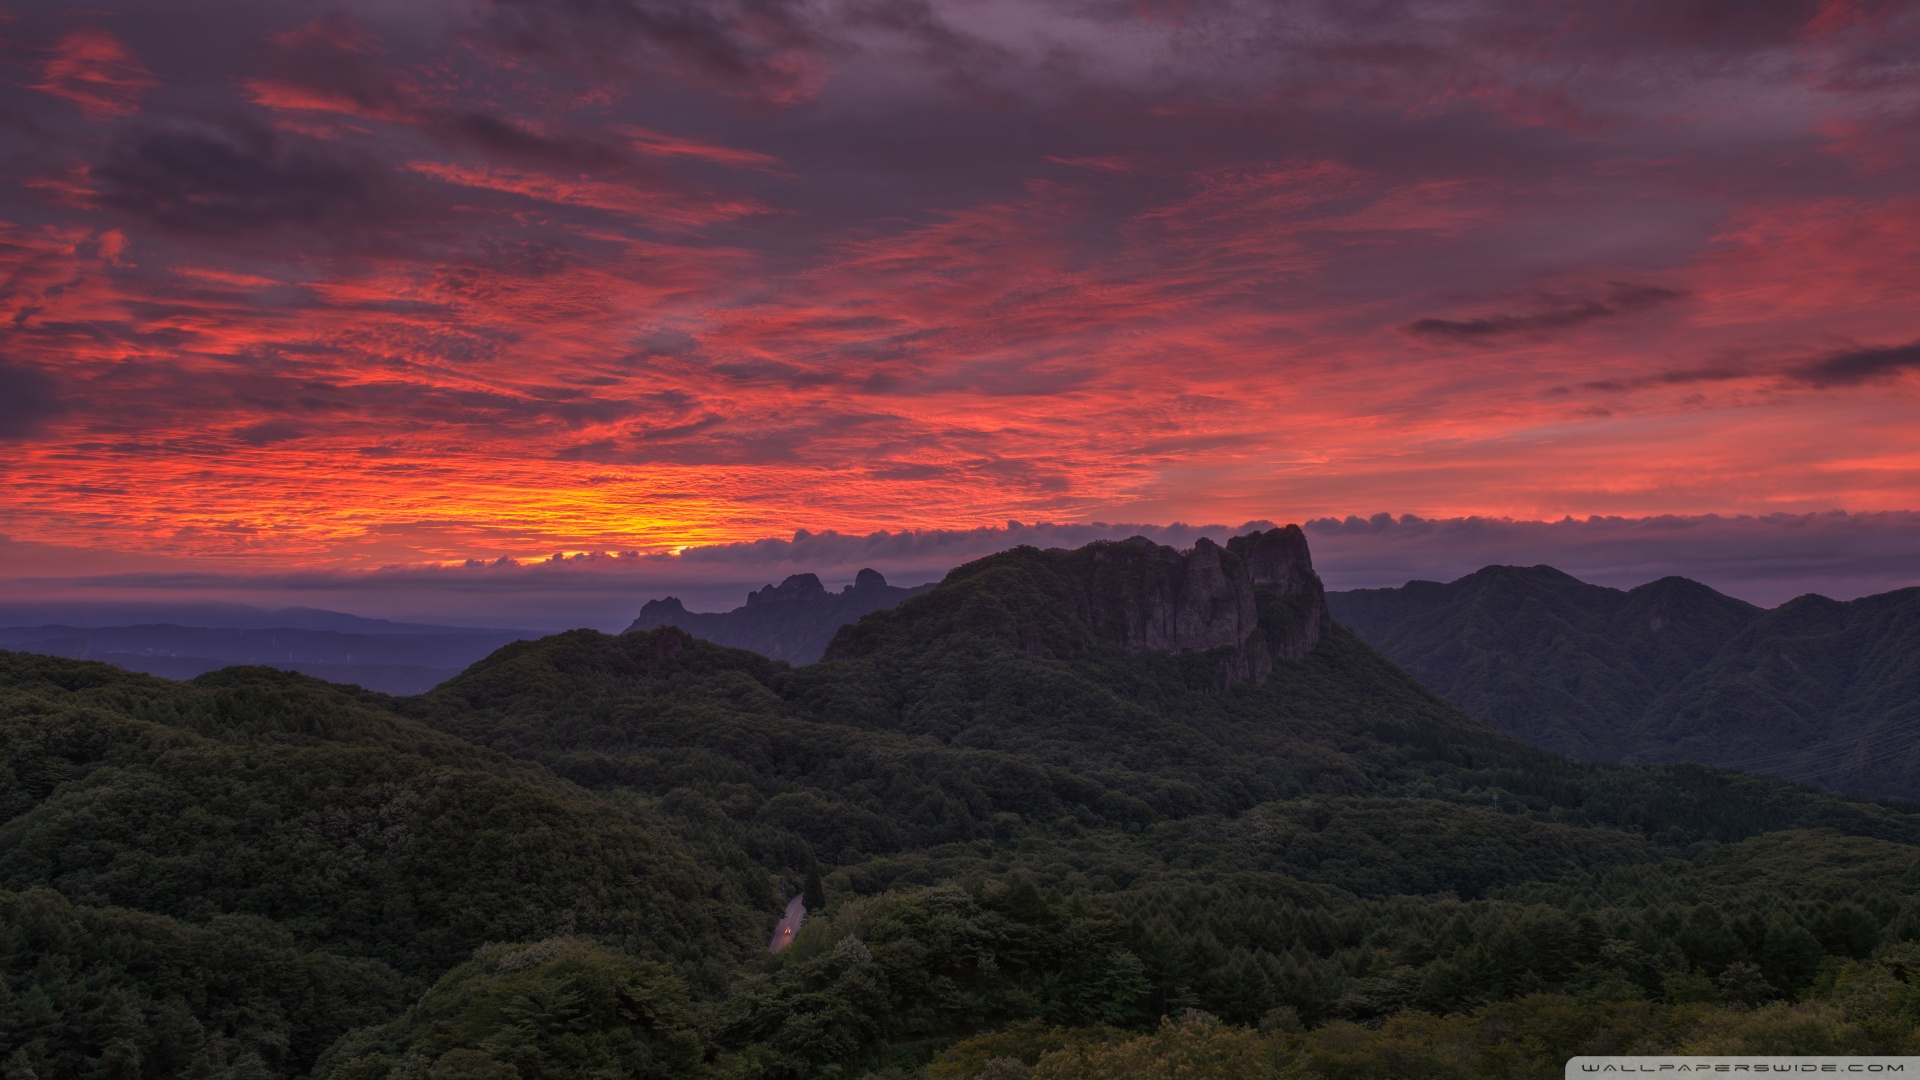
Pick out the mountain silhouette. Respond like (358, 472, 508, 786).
(1329, 566, 1920, 800)
(625, 567, 935, 663)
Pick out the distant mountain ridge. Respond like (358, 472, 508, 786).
(0, 623, 532, 695)
(0, 602, 528, 635)
(625, 567, 936, 663)
(1328, 566, 1920, 800)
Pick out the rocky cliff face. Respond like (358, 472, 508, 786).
(1040, 524, 1329, 686)
(1078, 536, 1258, 654)
(1229, 524, 1332, 662)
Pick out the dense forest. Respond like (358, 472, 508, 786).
(4, 532, 1919, 1078)
(1329, 565, 1920, 800)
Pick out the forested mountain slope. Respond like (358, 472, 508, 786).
(401, 529, 1920, 1072)
(0, 654, 761, 1076)
(1329, 567, 1920, 801)
(1639, 587, 1920, 797)
(6, 529, 1920, 1078)
(1326, 566, 1757, 759)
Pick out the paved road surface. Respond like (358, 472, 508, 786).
(769, 893, 806, 953)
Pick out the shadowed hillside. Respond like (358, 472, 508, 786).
(1329, 568, 1920, 800)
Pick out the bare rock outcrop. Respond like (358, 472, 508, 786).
(1079, 536, 1257, 654)
(1060, 525, 1330, 685)
(1228, 525, 1332, 661)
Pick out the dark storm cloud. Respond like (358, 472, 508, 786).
(479, 0, 825, 97)
(1405, 284, 1687, 343)
(1597, 0, 1827, 49)
(0, 360, 66, 439)
(231, 420, 304, 445)
(1557, 363, 1751, 395)
(245, 18, 642, 172)
(841, 0, 1016, 91)
(433, 113, 633, 172)
(1789, 340, 1920, 387)
(1556, 341, 1920, 398)
(93, 118, 398, 239)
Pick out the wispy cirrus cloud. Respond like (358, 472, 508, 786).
(31, 28, 157, 119)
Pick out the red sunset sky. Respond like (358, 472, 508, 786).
(2, 0, 1918, 623)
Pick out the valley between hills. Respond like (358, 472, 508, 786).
(4, 528, 1919, 1078)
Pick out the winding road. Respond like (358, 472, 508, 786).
(768, 893, 806, 953)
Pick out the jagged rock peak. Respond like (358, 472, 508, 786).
(853, 568, 887, 590)
(746, 573, 828, 607)
(1228, 524, 1313, 588)
(638, 596, 688, 619)
(1227, 525, 1331, 661)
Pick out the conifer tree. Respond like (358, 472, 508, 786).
(804, 863, 826, 912)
